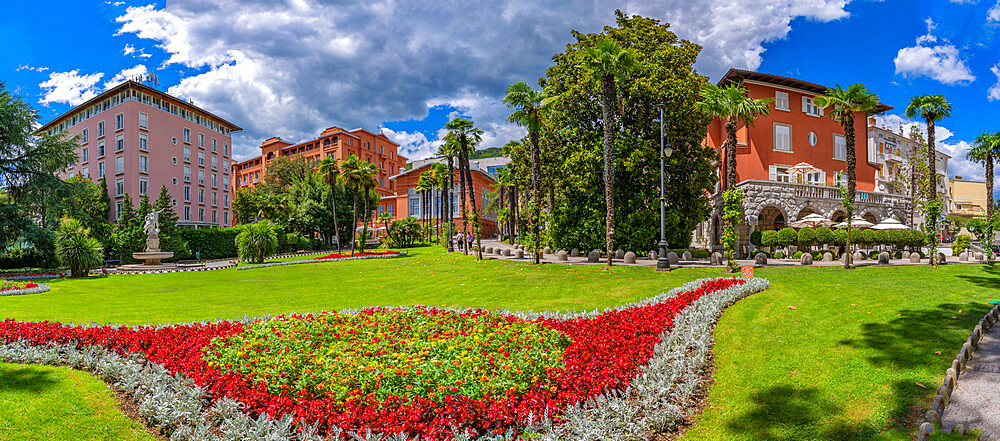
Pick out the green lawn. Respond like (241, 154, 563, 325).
(1, 247, 997, 440)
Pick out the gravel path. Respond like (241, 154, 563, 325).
(942, 323, 1000, 438)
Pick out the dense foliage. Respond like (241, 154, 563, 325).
(54, 218, 103, 278)
(236, 221, 279, 264)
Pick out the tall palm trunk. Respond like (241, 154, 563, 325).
(461, 137, 482, 260)
(927, 117, 938, 267)
(360, 190, 370, 253)
(330, 184, 341, 252)
(350, 192, 358, 256)
(458, 148, 469, 255)
(724, 117, 739, 190)
(510, 182, 519, 244)
(447, 156, 455, 252)
(844, 114, 857, 269)
(987, 152, 994, 265)
(529, 130, 542, 264)
(599, 74, 617, 267)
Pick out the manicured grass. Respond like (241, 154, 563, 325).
(0, 363, 151, 440)
(3, 247, 998, 440)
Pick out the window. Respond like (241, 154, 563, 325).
(212, 191, 217, 206)
(183, 128, 191, 143)
(212, 210, 217, 224)
(183, 186, 190, 202)
(802, 97, 823, 117)
(804, 172, 823, 184)
(380, 177, 385, 187)
(139, 177, 148, 195)
(184, 206, 190, 221)
(198, 151, 205, 166)
(116, 133, 124, 151)
(199, 188, 205, 203)
(138, 112, 148, 129)
(139, 133, 148, 151)
(116, 201, 123, 219)
(184, 146, 191, 162)
(98, 162, 105, 178)
(82, 128, 89, 143)
(115, 113, 124, 130)
(98, 121, 105, 137)
(81, 147, 89, 163)
(211, 139, 217, 152)
(198, 133, 204, 147)
(409, 197, 419, 216)
(81, 166, 89, 178)
(198, 208, 204, 222)
(773, 123, 792, 152)
(198, 169, 205, 185)
(775, 91, 789, 111)
(115, 155, 124, 174)
(807, 132, 818, 147)
(184, 165, 191, 182)
(116, 177, 124, 196)
(224, 194, 229, 208)
(769, 165, 792, 183)
(223, 144, 229, 156)
(98, 141, 105, 157)
(224, 211, 228, 225)
(211, 156, 217, 170)
(387, 204, 393, 216)
(833, 134, 846, 160)
(211, 173, 217, 188)
(138, 155, 148, 173)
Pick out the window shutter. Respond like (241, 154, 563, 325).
(818, 106, 824, 116)
(801, 96, 808, 113)
(867, 137, 877, 163)
(819, 170, 827, 185)
(769, 165, 777, 181)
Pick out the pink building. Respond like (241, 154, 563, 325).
(38, 81, 242, 228)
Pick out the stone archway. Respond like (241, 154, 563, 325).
(758, 206, 786, 231)
(831, 210, 847, 223)
(862, 212, 877, 225)
(796, 206, 819, 220)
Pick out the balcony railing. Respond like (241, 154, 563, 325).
(735, 179, 890, 205)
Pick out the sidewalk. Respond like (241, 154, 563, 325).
(942, 324, 1000, 438)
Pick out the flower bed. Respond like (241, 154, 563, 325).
(237, 251, 406, 271)
(3, 272, 64, 280)
(0, 280, 49, 296)
(0, 277, 768, 440)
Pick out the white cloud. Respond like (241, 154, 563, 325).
(16, 64, 48, 72)
(893, 18, 975, 85)
(872, 114, 986, 188)
(379, 127, 442, 161)
(115, 0, 853, 161)
(874, 114, 954, 143)
(989, 64, 1000, 101)
(103, 64, 148, 90)
(989, 1, 1000, 21)
(38, 70, 104, 106)
(123, 43, 136, 55)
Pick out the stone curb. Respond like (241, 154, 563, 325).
(111, 262, 238, 275)
(918, 303, 1000, 440)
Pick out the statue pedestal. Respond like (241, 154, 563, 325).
(119, 251, 176, 272)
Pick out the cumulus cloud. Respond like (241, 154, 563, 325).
(16, 64, 48, 72)
(989, 1, 1000, 21)
(872, 114, 984, 186)
(123, 43, 136, 55)
(894, 18, 975, 85)
(989, 64, 1000, 101)
(38, 70, 104, 106)
(114, 0, 853, 161)
(874, 114, 954, 143)
(103, 64, 148, 90)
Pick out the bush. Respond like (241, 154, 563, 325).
(894, 250, 903, 259)
(750, 249, 769, 258)
(774, 251, 786, 259)
(812, 251, 822, 260)
(1, 226, 57, 269)
(868, 250, 880, 260)
(178, 228, 240, 259)
(792, 251, 803, 259)
(761, 230, 778, 248)
(776, 228, 798, 247)
(833, 229, 848, 246)
(384, 217, 421, 248)
(55, 218, 104, 278)
(236, 221, 279, 264)
(887, 230, 904, 249)
(953, 234, 972, 255)
(815, 227, 834, 246)
(797, 227, 816, 249)
(750, 230, 763, 247)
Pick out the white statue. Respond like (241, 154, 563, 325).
(143, 210, 160, 237)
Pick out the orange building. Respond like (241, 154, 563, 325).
(692, 69, 913, 253)
(376, 162, 499, 238)
(231, 126, 408, 200)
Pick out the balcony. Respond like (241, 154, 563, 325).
(713, 179, 913, 222)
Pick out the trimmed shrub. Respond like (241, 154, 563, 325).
(893, 250, 903, 259)
(761, 230, 778, 248)
(797, 227, 816, 250)
(750, 230, 764, 247)
(833, 229, 848, 246)
(812, 251, 822, 260)
(868, 250, 879, 260)
(178, 228, 240, 259)
(815, 227, 834, 246)
(776, 228, 798, 247)
(953, 234, 971, 256)
(774, 251, 786, 259)
(792, 251, 803, 259)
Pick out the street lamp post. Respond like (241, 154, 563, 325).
(657, 107, 674, 271)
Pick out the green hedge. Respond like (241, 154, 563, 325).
(178, 228, 240, 260)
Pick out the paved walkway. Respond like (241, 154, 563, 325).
(942, 325, 1000, 438)
(466, 239, 975, 268)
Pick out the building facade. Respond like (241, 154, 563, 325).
(692, 69, 912, 253)
(947, 177, 988, 227)
(377, 162, 500, 238)
(231, 126, 408, 201)
(39, 81, 241, 228)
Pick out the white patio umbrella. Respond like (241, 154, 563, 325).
(834, 216, 874, 229)
(789, 213, 835, 228)
(871, 217, 909, 230)
(786, 162, 821, 183)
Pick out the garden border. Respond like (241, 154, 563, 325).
(236, 251, 407, 271)
(917, 302, 1000, 440)
(0, 283, 50, 297)
(110, 261, 238, 275)
(0, 276, 768, 440)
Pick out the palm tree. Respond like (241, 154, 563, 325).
(339, 154, 376, 255)
(317, 157, 342, 252)
(445, 118, 484, 259)
(697, 83, 773, 190)
(417, 171, 435, 241)
(814, 84, 880, 269)
(582, 38, 637, 267)
(436, 138, 459, 252)
(968, 131, 999, 264)
(503, 81, 549, 264)
(356, 164, 378, 253)
(906, 94, 953, 267)
(430, 162, 449, 241)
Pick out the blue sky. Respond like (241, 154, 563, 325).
(3, 0, 1000, 185)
